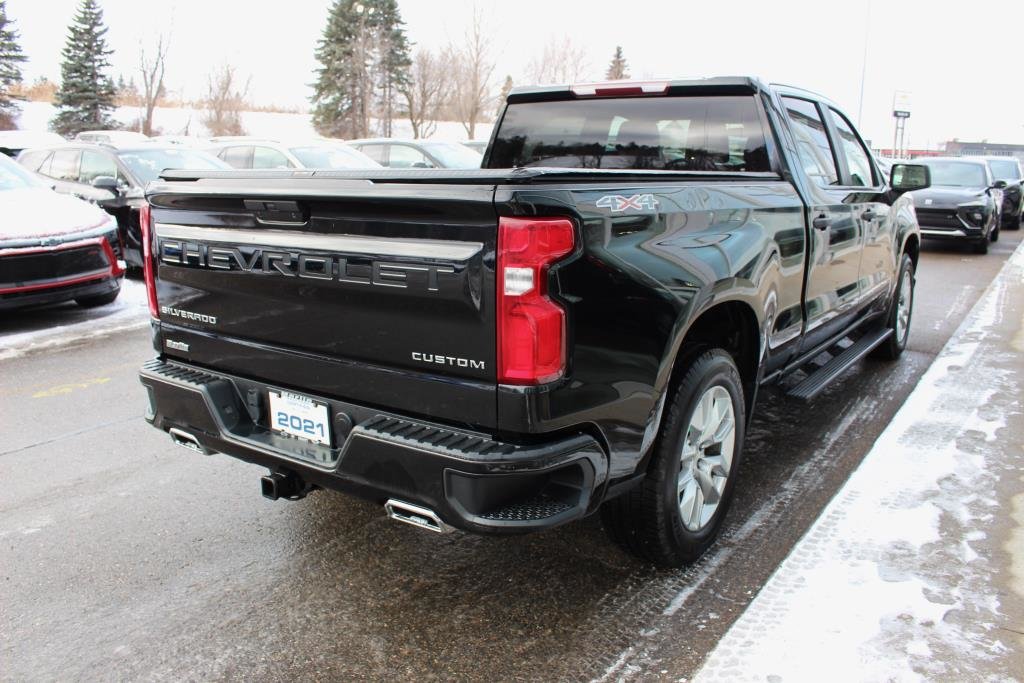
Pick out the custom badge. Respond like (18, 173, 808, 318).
(596, 193, 660, 212)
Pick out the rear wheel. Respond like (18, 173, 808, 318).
(602, 349, 745, 567)
(1008, 213, 1022, 230)
(75, 287, 120, 308)
(871, 253, 914, 360)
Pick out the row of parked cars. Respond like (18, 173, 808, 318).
(878, 155, 1023, 254)
(2, 124, 1021, 315)
(0, 130, 486, 312)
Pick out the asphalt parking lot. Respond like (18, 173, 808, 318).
(1, 229, 1021, 681)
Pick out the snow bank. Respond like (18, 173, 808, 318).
(694, 243, 1024, 681)
(0, 279, 149, 361)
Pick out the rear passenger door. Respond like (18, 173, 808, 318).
(825, 107, 894, 309)
(780, 96, 864, 354)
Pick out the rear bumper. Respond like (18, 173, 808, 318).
(139, 358, 609, 534)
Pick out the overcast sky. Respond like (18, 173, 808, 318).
(6, 0, 1024, 148)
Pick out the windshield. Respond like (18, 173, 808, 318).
(288, 144, 380, 169)
(487, 95, 770, 172)
(988, 159, 1021, 181)
(0, 153, 43, 191)
(923, 161, 987, 187)
(422, 142, 482, 169)
(118, 148, 226, 185)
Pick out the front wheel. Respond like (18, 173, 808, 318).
(871, 253, 914, 360)
(601, 349, 745, 567)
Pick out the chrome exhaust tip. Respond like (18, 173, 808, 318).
(168, 427, 211, 455)
(384, 499, 450, 533)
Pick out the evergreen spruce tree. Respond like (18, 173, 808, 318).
(311, 0, 410, 138)
(605, 46, 629, 80)
(0, 0, 27, 128)
(368, 0, 410, 137)
(51, 0, 117, 136)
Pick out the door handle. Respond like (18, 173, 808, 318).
(812, 215, 831, 230)
(861, 210, 877, 221)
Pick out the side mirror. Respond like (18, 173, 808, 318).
(91, 175, 120, 193)
(890, 164, 930, 193)
(991, 179, 1008, 190)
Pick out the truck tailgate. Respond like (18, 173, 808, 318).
(147, 178, 497, 428)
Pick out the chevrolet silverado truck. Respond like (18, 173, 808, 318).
(138, 78, 930, 567)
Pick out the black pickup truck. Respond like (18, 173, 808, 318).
(138, 77, 929, 566)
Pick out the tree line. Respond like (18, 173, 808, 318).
(0, 0, 633, 139)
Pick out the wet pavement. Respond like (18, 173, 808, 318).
(1, 229, 1021, 681)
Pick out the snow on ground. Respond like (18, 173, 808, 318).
(0, 279, 149, 361)
(694, 243, 1024, 681)
(13, 101, 493, 143)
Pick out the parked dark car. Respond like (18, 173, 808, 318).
(348, 138, 483, 168)
(911, 157, 1003, 254)
(16, 143, 228, 268)
(0, 153, 123, 310)
(975, 156, 1023, 230)
(139, 76, 929, 567)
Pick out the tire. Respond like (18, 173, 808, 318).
(75, 287, 120, 308)
(871, 253, 914, 360)
(601, 349, 746, 567)
(1008, 213, 1022, 231)
(972, 236, 989, 254)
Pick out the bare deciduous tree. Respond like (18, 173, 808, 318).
(401, 48, 449, 139)
(201, 65, 248, 137)
(526, 37, 589, 85)
(448, 8, 494, 140)
(139, 33, 168, 136)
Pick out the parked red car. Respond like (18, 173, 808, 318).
(0, 153, 123, 310)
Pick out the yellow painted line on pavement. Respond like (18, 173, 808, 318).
(31, 376, 112, 398)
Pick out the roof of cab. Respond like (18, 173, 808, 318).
(506, 76, 769, 103)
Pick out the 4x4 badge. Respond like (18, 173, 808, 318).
(596, 193, 660, 212)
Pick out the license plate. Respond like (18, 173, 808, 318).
(268, 390, 331, 446)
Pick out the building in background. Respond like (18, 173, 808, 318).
(943, 140, 1024, 160)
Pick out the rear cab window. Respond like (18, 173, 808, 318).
(486, 95, 771, 172)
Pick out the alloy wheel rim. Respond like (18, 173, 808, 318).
(677, 385, 736, 532)
(896, 269, 912, 343)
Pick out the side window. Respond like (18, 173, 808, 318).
(79, 150, 119, 185)
(388, 145, 433, 168)
(358, 144, 388, 165)
(781, 97, 839, 187)
(49, 149, 82, 182)
(220, 146, 252, 169)
(829, 109, 874, 187)
(252, 146, 293, 169)
(18, 150, 50, 173)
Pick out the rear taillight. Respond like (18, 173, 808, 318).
(139, 202, 158, 318)
(497, 216, 575, 384)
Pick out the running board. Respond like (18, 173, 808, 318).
(786, 329, 893, 401)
